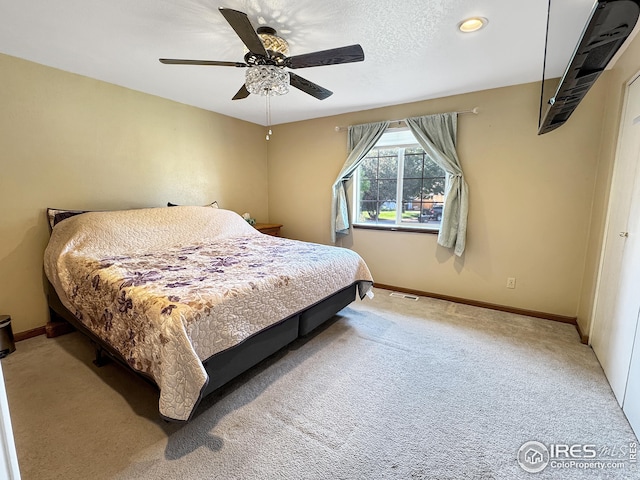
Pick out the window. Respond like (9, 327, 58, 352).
(353, 129, 446, 231)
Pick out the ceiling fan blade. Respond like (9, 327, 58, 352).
(232, 84, 250, 100)
(289, 73, 333, 100)
(218, 8, 268, 57)
(287, 44, 364, 69)
(159, 59, 247, 67)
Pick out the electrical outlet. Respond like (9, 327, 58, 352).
(506, 277, 516, 289)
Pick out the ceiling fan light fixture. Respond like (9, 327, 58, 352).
(458, 17, 488, 33)
(245, 65, 290, 96)
(243, 27, 289, 57)
(258, 29, 289, 56)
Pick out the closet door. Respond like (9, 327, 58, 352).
(621, 94, 640, 435)
(591, 76, 640, 407)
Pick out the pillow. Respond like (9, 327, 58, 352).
(47, 206, 162, 232)
(46, 208, 91, 231)
(167, 201, 219, 208)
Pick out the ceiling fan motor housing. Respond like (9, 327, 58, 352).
(243, 26, 289, 66)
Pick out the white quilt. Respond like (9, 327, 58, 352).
(44, 206, 373, 421)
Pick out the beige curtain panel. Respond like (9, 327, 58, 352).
(406, 113, 469, 256)
(331, 121, 389, 243)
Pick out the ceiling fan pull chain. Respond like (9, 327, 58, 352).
(266, 93, 272, 140)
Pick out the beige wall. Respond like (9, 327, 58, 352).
(4, 29, 639, 335)
(268, 80, 609, 318)
(576, 33, 640, 334)
(0, 53, 269, 334)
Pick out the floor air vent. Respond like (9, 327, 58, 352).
(389, 292, 419, 301)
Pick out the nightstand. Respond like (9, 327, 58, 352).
(254, 223, 283, 236)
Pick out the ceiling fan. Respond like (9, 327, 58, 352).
(159, 7, 365, 101)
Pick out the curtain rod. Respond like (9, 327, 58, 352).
(334, 107, 479, 132)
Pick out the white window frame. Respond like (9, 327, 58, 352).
(352, 129, 444, 232)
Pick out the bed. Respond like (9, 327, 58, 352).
(44, 206, 373, 422)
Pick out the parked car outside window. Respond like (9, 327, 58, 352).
(418, 205, 443, 223)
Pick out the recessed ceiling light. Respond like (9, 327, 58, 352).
(458, 17, 488, 33)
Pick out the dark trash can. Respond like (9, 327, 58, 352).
(0, 315, 16, 358)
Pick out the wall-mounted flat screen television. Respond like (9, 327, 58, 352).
(539, 0, 640, 135)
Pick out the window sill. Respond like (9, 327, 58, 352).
(353, 224, 439, 234)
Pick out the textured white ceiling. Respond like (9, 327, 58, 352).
(0, 0, 597, 125)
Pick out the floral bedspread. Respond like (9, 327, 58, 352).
(44, 206, 373, 421)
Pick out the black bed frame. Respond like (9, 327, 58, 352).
(46, 281, 363, 420)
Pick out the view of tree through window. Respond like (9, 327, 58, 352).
(354, 131, 445, 229)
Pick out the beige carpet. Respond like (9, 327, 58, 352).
(3, 288, 637, 479)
